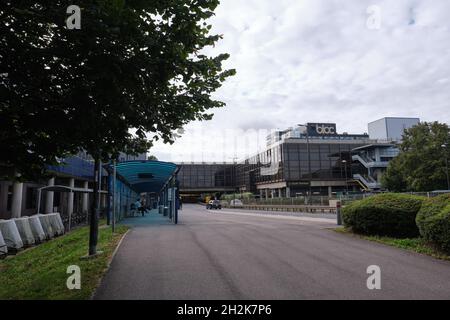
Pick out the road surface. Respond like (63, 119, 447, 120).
(94, 204, 450, 300)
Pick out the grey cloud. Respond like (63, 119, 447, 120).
(152, 0, 450, 162)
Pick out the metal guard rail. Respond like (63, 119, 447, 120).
(222, 204, 337, 214)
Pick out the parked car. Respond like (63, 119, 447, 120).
(206, 200, 222, 210)
(229, 199, 243, 207)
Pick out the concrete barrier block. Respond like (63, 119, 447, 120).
(47, 213, 65, 236)
(28, 215, 46, 243)
(14, 217, 35, 246)
(0, 219, 24, 251)
(0, 229, 8, 257)
(37, 214, 55, 239)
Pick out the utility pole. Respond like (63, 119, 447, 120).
(298, 124, 312, 205)
(112, 160, 116, 233)
(342, 159, 349, 195)
(88, 157, 100, 256)
(231, 156, 238, 205)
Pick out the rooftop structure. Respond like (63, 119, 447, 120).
(368, 117, 420, 141)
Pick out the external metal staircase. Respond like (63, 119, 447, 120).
(353, 174, 381, 190)
(352, 154, 389, 168)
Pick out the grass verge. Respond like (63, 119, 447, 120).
(334, 227, 450, 262)
(0, 222, 129, 300)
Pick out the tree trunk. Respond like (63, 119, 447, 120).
(88, 157, 100, 255)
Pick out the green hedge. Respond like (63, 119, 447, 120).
(416, 194, 450, 252)
(342, 193, 425, 238)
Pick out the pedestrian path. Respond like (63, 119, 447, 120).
(119, 209, 173, 227)
(95, 204, 450, 300)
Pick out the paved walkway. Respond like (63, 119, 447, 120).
(94, 204, 450, 300)
(116, 209, 173, 227)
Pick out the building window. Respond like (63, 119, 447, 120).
(7, 185, 12, 211)
(54, 192, 61, 207)
(26, 187, 37, 209)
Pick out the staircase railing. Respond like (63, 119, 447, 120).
(353, 174, 381, 190)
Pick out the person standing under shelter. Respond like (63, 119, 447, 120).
(134, 198, 142, 217)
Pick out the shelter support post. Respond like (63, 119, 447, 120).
(45, 177, 55, 213)
(67, 178, 75, 231)
(11, 181, 23, 218)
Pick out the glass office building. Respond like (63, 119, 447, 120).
(233, 123, 376, 197)
(177, 119, 420, 198)
(176, 163, 236, 201)
(176, 124, 375, 198)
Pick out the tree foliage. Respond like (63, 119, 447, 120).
(342, 193, 424, 238)
(0, 0, 235, 180)
(382, 122, 450, 192)
(416, 194, 450, 252)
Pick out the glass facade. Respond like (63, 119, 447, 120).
(177, 140, 371, 195)
(283, 142, 355, 181)
(233, 141, 362, 191)
(47, 155, 96, 180)
(175, 124, 377, 196)
(236, 144, 285, 192)
(177, 163, 236, 190)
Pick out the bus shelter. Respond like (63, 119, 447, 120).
(105, 160, 179, 225)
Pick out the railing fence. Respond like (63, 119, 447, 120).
(222, 191, 449, 207)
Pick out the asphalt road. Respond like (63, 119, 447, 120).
(94, 204, 450, 300)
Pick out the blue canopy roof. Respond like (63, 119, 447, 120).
(109, 160, 177, 194)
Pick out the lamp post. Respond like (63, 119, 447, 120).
(112, 160, 116, 233)
(230, 156, 238, 205)
(442, 144, 450, 190)
(298, 124, 312, 205)
(342, 159, 348, 196)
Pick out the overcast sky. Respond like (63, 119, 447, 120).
(151, 0, 450, 162)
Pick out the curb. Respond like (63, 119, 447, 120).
(90, 228, 131, 300)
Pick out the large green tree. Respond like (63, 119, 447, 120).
(1, 0, 235, 254)
(382, 122, 450, 192)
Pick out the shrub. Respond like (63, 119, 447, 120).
(416, 194, 450, 252)
(342, 193, 425, 238)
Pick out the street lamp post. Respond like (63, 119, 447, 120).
(442, 144, 450, 190)
(112, 160, 116, 233)
(342, 159, 348, 196)
(298, 124, 312, 205)
(229, 156, 238, 206)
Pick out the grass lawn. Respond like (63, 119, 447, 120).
(0, 222, 129, 300)
(334, 227, 450, 261)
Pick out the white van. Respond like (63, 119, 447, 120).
(230, 199, 244, 207)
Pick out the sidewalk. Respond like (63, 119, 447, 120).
(94, 205, 450, 300)
(118, 209, 173, 227)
